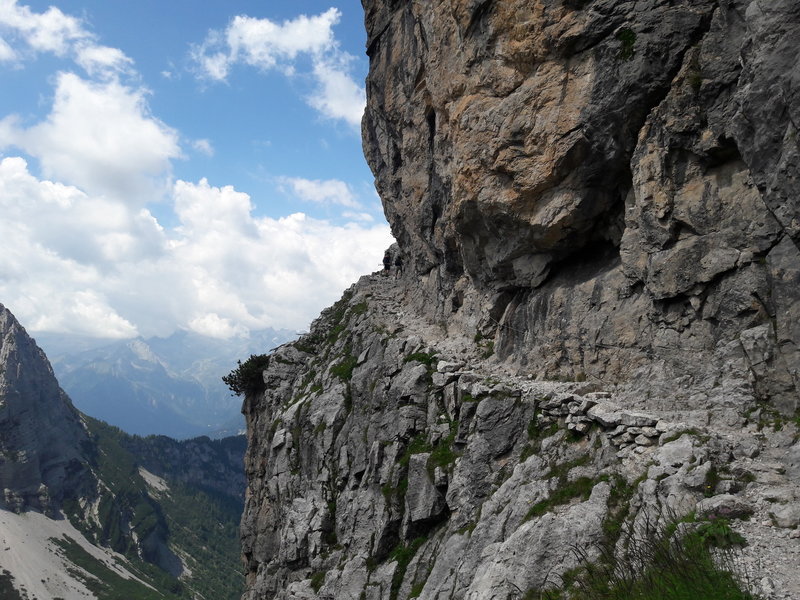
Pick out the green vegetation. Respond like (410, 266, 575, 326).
(51, 535, 185, 600)
(222, 353, 270, 396)
(398, 427, 460, 476)
(325, 290, 356, 343)
(527, 500, 757, 600)
(398, 433, 431, 468)
(748, 402, 800, 437)
(64, 419, 168, 560)
(565, 515, 756, 600)
(520, 420, 562, 463)
(474, 332, 495, 358)
(616, 28, 636, 61)
(0, 570, 24, 600)
(69, 418, 244, 600)
(156, 482, 243, 600)
(310, 571, 327, 592)
(526, 475, 599, 520)
(389, 537, 427, 600)
(704, 465, 720, 497)
(687, 53, 703, 92)
(427, 426, 459, 475)
(294, 290, 355, 353)
(404, 351, 438, 369)
(331, 353, 358, 382)
(524, 455, 595, 521)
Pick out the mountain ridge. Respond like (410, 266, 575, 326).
(39, 327, 294, 438)
(0, 303, 246, 599)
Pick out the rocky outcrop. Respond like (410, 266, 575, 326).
(362, 0, 800, 413)
(240, 277, 800, 599)
(241, 1, 800, 598)
(0, 303, 92, 514)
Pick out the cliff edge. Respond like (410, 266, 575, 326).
(240, 1, 800, 599)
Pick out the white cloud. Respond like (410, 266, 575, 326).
(0, 159, 393, 339)
(189, 313, 248, 339)
(0, 35, 15, 60)
(192, 8, 365, 127)
(309, 57, 366, 126)
(0, 0, 88, 56)
(342, 211, 375, 222)
(0, 72, 181, 202)
(0, 1, 135, 78)
(279, 176, 360, 208)
(192, 138, 214, 156)
(75, 44, 133, 78)
(225, 10, 338, 71)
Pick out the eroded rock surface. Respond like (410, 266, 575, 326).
(241, 1, 800, 598)
(241, 277, 800, 599)
(363, 0, 800, 412)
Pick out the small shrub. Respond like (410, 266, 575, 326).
(694, 518, 747, 549)
(222, 354, 270, 396)
(404, 352, 438, 368)
(310, 571, 326, 593)
(704, 465, 720, 498)
(616, 27, 636, 61)
(550, 511, 760, 600)
(427, 426, 459, 474)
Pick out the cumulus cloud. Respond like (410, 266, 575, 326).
(0, 0, 88, 55)
(0, 2, 389, 340)
(279, 176, 360, 208)
(192, 8, 365, 127)
(0, 159, 393, 339)
(308, 56, 366, 125)
(0, 72, 181, 202)
(0, 0, 134, 75)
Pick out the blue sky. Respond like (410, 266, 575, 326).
(0, 0, 393, 338)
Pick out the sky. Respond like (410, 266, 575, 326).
(0, 0, 393, 340)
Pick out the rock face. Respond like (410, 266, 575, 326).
(0, 303, 92, 514)
(240, 279, 800, 599)
(363, 0, 800, 413)
(240, 1, 800, 599)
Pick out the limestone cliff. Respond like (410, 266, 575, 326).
(363, 0, 799, 412)
(240, 1, 800, 599)
(0, 303, 92, 514)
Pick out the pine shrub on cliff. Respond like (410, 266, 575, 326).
(223, 354, 270, 396)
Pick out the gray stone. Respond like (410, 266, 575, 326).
(657, 435, 696, 468)
(405, 453, 446, 530)
(769, 504, 800, 529)
(696, 494, 755, 520)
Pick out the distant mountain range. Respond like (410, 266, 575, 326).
(0, 302, 249, 599)
(36, 328, 296, 439)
